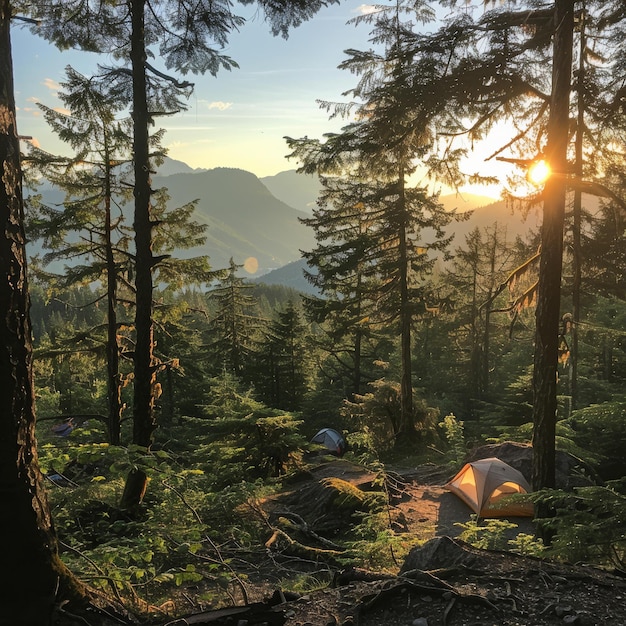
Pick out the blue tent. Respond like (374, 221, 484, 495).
(311, 428, 347, 456)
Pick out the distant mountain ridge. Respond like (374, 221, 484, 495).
(157, 166, 522, 283)
(260, 170, 322, 214)
(155, 157, 208, 177)
(26, 157, 542, 289)
(152, 166, 314, 274)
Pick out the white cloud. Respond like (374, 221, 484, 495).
(208, 101, 233, 111)
(43, 78, 60, 93)
(357, 4, 378, 15)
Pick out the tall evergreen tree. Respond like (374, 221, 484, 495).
(25, 65, 215, 445)
(0, 3, 90, 620)
(206, 258, 263, 379)
(447, 224, 519, 400)
(288, 1, 456, 446)
(254, 300, 311, 411)
(300, 176, 383, 400)
(24, 67, 134, 445)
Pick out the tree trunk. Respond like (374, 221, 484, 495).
(119, 467, 149, 511)
(131, 0, 157, 450)
(570, 10, 586, 412)
(352, 325, 362, 399)
(531, 0, 575, 493)
(105, 151, 123, 445)
(125, 0, 155, 508)
(397, 170, 414, 445)
(0, 5, 80, 621)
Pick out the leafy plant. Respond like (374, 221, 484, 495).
(438, 413, 465, 464)
(342, 379, 440, 453)
(508, 533, 545, 557)
(455, 516, 519, 551)
(564, 401, 626, 479)
(345, 509, 422, 572)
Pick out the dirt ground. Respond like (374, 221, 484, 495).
(301, 459, 536, 541)
(169, 459, 626, 626)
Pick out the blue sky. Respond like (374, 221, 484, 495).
(11, 2, 374, 177)
(11, 2, 508, 196)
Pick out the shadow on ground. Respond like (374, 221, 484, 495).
(434, 488, 537, 542)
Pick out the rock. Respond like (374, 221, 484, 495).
(399, 536, 475, 574)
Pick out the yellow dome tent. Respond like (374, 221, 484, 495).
(444, 457, 534, 518)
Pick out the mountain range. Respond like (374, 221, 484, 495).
(152, 167, 315, 274)
(154, 159, 542, 278)
(27, 156, 544, 290)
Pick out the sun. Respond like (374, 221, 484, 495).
(527, 159, 551, 185)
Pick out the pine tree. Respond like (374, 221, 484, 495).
(206, 259, 264, 379)
(299, 176, 384, 400)
(288, 1, 456, 446)
(0, 3, 88, 620)
(447, 224, 520, 400)
(24, 67, 134, 445)
(254, 300, 311, 411)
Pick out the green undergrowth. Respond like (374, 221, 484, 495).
(455, 516, 545, 556)
(36, 410, 626, 618)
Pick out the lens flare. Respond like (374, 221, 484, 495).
(243, 257, 259, 274)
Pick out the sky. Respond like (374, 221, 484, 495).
(10, 2, 509, 197)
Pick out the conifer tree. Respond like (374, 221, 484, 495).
(254, 300, 311, 411)
(24, 67, 134, 445)
(0, 3, 90, 620)
(206, 258, 263, 380)
(447, 225, 519, 400)
(25, 66, 215, 445)
(299, 176, 383, 400)
(288, 1, 456, 446)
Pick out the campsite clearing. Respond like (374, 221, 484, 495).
(166, 457, 625, 625)
(268, 460, 625, 626)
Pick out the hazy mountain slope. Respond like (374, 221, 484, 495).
(256, 200, 543, 293)
(446, 199, 542, 245)
(155, 156, 207, 177)
(440, 192, 503, 213)
(153, 167, 315, 273)
(252, 258, 317, 295)
(26, 161, 551, 289)
(260, 169, 501, 216)
(260, 170, 322, 214)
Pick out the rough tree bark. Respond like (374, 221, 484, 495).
(130, 0, 157, 449)
(121, 0, 157, 509)
(531, 0, 575, 492)
(0, 3, 82, 622)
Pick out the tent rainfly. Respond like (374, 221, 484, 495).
(444, 457, 534, 518)
(311, 428, 347, 456)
